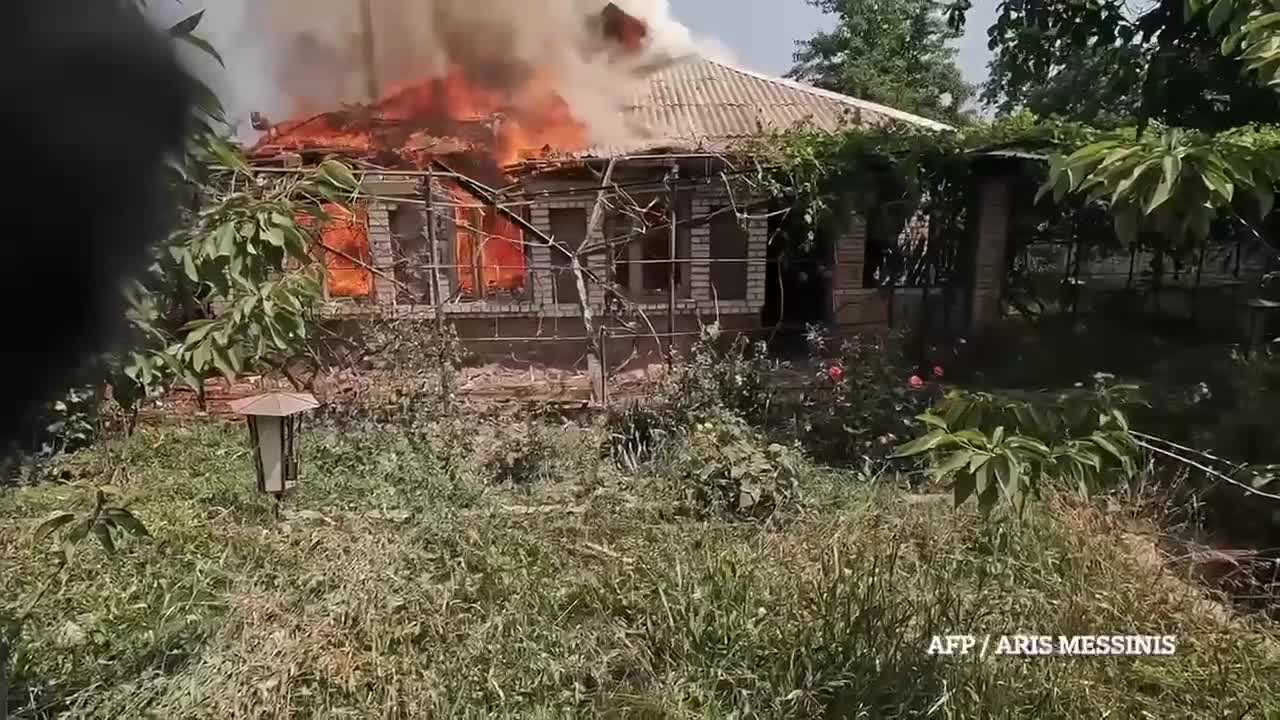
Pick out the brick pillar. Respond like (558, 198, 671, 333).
(586, 204, 607, 311)
(971, 174, 1011, 332)
(690, 192, 713, 305)
(745, 215, 768, 310)
(530, 204, 555, 306)
(833, 213, 867, 327)
(367, 201, 396, 306)
(430, 190, 454, 305)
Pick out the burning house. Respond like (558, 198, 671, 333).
(242, 1, 1008, 368)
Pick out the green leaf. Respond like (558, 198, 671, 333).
(65, 516, 92, 547)
(183, 319, 218, 344)
(318, 160, 359, 191)
(104, 509, 150, 538)
(953, 429, 992, 447)
(1113, 158, 1159, 205)
(977, 485, 999, 516)
(1243, 35, 1280, 61)
(1003, 453, 1022, 498)
(953, 473, 977, 508)
(1099, 146, 1141, 169)
(916, 413, 949, 430)
(1223, 153, 1258, 186)
(266, 227, 287, 247)
(974, 459, 992, 495)
(33, 512, 76, 544)
(892, 430, 948, 458)
(168, 10, 204, 36)
(189, 78, 227, 123)
(182, 250, 199, 283)
(942, 396, 972, 426)
(216, 223, 237, 257)
(192, 341, 213, 372)
(1007, 436, 1052, 456)
(92, 523, 117, 555)
(1223, 25, 1247, 56)
(1146, 154, 1182, 213)
(208, 137, 249, 174)
(931, 450, 974, 481)
(1090, 433, 1136, 475)
(1202, 168, 1235, 203)
(1209, 0, 1236, 34)
(1246, 11, 1280, 33)
(178, 33, 225, 68)
(213, 348, 238, 382)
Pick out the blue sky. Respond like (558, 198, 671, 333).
(669, 0, 997, 90)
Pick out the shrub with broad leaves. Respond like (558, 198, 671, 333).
(894, 375, 1144, 516)
(683, 416, 804, 521)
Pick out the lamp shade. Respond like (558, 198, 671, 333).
(229, 392, 319, 497)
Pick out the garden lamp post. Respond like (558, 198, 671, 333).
(228, 392, 319, 516)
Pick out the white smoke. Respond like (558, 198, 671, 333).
(183, 0, 698, 144)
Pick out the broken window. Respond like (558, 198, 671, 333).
(454, 206, 529, 300)
(609, 196, 690, 302)
(709, 209, 749, 301)
(310, 203, 373, 299)
(549, 208, 587, 305)
(390, 204, 433, 304)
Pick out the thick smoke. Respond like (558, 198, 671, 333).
(193, 0, 697, 145)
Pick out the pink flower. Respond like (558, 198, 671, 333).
(909, 375, 925, 389)
(827, 365, 845, 382)
(932, 365, 945, 379)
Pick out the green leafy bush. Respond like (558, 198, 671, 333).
(895, 377, 1144, 515)
(658, 323, 780, 427)
(474, 420, 556, 486)
(37, 388, 99, 459)
(798, 328, 938, 464)
(682, 416, 804, 521)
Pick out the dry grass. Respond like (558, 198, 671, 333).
(2, 420, 1278, 718)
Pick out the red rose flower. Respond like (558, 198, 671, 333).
(932, 365, 945, 379)
(827, 365, 845, 382)
(909, 375, 925, 389)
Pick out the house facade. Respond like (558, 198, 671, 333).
(252, 56, 1011, 364)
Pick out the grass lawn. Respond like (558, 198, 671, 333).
(2, 418, 1278, 718)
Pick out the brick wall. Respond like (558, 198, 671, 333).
(833, 213, 882, 331)
(690, 190, 767, 318)
(367, 200, 397, 305)
(970, 175, 1010, 331)
(328, 173, 768, 334)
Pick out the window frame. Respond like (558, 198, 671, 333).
(608, 192, 692, 303)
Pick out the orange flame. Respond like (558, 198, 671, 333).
(252, 65, 589, 168)
(252, 2, 655, 300)
(298, 204, 374, 298)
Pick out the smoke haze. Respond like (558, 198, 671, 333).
(182, 0, 698, 145)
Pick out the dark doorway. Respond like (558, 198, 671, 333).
(763, 207, 834, 352)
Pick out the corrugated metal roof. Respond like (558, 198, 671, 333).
(584, 56, 952, 156)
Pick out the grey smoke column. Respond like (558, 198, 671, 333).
(200, 0, 696, 145)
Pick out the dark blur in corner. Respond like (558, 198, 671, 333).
(0, 1, 192, 446)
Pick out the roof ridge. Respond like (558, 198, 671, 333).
(689, 55, 953, 132)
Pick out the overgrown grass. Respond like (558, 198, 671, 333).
(2, 419, 1278, 718)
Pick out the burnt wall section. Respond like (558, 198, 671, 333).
(340, 167, 772, 329)
(690, 187, 768, 316)
(310, 165, 794, 374)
